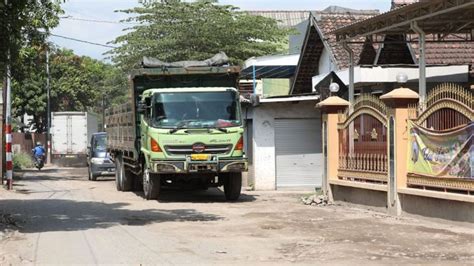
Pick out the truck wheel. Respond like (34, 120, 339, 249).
(143, 166, 160, 200)
(119, 157, 133, 192)
(115, 155, 132, 191)
(115, 156, 123, 191)
(222, 172, 242, 201)
(88, 169, 97, 181)
(122, 169, 134, 192)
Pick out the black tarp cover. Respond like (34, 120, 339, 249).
(142, 52, 229, 68)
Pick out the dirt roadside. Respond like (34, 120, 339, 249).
(0, 167, 473, 264)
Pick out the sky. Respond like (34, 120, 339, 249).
(50, 0, 391, 61)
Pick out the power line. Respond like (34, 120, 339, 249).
(60, 16, 138, 25)
(50, 33, 117, 49)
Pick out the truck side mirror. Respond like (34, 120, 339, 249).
(137, 102, 147, 114)
(250, 94, 260, 107)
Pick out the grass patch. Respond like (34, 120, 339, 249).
(13, 152, 33, 170)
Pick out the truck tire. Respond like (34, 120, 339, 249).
(222, 172, 242, 201)
(143, 165, 160, 200)
(88, 168, 97, 181)
(120, 158, 133, 192)
(115, 155, 133, 191)
(115, 156, 123, 191)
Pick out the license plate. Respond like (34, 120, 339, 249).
(65, 155, 76, 158)
(191, 154, 210, 161)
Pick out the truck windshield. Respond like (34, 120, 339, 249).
(93, 135, 107, 152)
(151, 91, 241, 129)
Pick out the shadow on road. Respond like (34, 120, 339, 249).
(14, 168, 88, 182)
(131, 188, 258, 203)
(0, 199, 222, 234)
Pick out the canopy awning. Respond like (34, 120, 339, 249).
(312, 65, 470, 87)
(240, 54, 299, 79)
(333, 0, 474, 42)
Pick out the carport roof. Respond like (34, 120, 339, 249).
(334, 0, 474, 41)
(240, 54, 299, 79)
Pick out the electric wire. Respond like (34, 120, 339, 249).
(49, 33, 117, 49)
(60, 16, 138, 25)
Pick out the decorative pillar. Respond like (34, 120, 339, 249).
(316, 96, 350, 201)
(381, 87, 419, 215)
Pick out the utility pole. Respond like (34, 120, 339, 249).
(46, 46, 52, 164)
(4, 0, 13, 190)
(102, 93, 105, 131)
(5, 52, 12, 190)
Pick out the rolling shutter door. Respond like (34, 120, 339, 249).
(275, 118, 322, 188)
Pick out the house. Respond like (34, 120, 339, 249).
(242, 8, 378, 191)
(292, 2, 473, 98)
(243, 0, 473, 191)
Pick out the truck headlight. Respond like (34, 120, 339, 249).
(91, 158, 103, 164)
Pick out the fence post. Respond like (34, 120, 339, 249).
(316, 96, 350, 201)
(381, 87, 419, 216)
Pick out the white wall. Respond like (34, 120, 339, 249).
(252, 101, 321, 190)
(318, 48, 335, 75)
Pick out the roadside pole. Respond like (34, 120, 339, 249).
(5, 52, 13, 190)
(46, 47, 52, 164)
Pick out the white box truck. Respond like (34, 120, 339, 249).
(51, 112, 98, 166)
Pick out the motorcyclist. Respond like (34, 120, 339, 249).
(32, 141, 46, 163)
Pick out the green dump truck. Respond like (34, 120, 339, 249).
(105, 59, 247, 201)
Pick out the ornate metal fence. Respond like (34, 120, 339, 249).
(338, 94, 389, 183)
(407, 83, 474, 194)
(409, 83, 473, 129)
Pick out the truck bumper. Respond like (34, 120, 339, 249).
(52, 154, 88, 167)
(149, 157, 248, 174)
(90, 162, 116, 176)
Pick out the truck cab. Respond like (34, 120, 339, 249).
(138, 87, 247, 199)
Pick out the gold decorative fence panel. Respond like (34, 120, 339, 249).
(338, 94, 389, 184)
(409, 83, 474, 130)
(407, 83, 473, 195)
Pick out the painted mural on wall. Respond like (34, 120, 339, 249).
(408, 121, 473, 179)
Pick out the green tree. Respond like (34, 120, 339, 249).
(108, 0, 289, 69)
(0, 0, 62, 75)
(12, 46, 128, 132)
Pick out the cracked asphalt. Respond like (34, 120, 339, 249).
(0, 167, 473, 265)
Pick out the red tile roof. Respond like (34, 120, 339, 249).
(411, 36, 474, 66)
(291, 12, 377, 94)
(317, 13, 376, 69)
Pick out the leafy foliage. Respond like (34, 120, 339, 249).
(1, 0, 128, 132)
(0, 0, 62, 74)
(12, 46, 128, 132)
(108, 0, 290, 69)
(13, 151, 33, 170)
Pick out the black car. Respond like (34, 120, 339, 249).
(87, 132, 115, 181)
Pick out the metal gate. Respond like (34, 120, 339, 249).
(275, 118, 322, 188)
(337, 94, 389, 183)
(407, 83, 474, 193)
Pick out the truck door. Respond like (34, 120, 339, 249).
(70, 114, 88, 155)
(52, 115, 68, 155)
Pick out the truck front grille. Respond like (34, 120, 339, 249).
(165, 144, 232, 155)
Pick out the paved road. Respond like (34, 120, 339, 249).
(0, 167, 473, 264)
